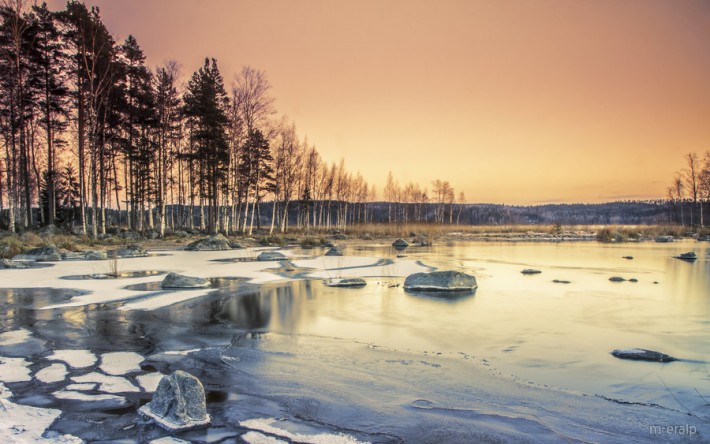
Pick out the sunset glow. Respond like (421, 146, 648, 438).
(47, 0, 710, 203)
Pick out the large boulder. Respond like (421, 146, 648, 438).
(109, 244, 149, 258)
(611, 348, 677, 362)
(12, 244, 62, 262)
(38, 224, 61, 236)
(138, 370, 211, 431)
(257, 251, 287, 261)
(655, 236, 674, 243)
(404, 271, 477, 291)
(392, 238, 410, 248)
(161, 272, 210, 289)
(185, 234, 232, 251)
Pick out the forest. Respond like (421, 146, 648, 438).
(1, 1, 706, 238)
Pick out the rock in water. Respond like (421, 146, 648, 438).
(12, 244, 62, 262)
(161, 272, 210, 289)
(655, 236, 674, 243)
(185, 234, 232, 251)
(257, 251, 287, 261)
(84, 250, 107, 261)
(611, 348, 677, 362)
(138, 370, 211, 431)
(521, 269, 542, 275)
(609, 276, 626, 282)
(392, 238, 410, 248)
(622, 256, 634, 260)
(674, 252, 697, 261)
(324, 246, 343, 256)
(0, 259, 31, 269)
(324, 278, 366, 287)
(404, 271, 477, 291)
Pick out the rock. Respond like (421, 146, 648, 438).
(362, 233, 372, 240)
(38, 224, 61, 236)
(70, 225, 85, 235)
(521, 269, 542, 275)
(655, 235, 674, 243)
(138, 370, 211, 431)
(257, 251, 287, 261)
(622, 256, 633, 260)
(609, 276, 626, 282)
(119, 230, 142, 241)
(185, 234, 232, 251)
(413, 234, 432, 246)
(84, 250, 107, 261)
(392, 238, 410, 248)
(173, 230, 189, 238)
(60, 251, 84, 260)
(149, 231, 160, 240)
(674, 252, 697, 261)
(553, 279, 571, 284)
(161, 272, 210, 289)
(324, 246, 343, 256)
(323, 241, 336, 248)
(12, 244, 62, 262)
(109, 244, 149, 258)
(629, 278, 638, 283)
(404, 271, 477, 291)
(332, 234, 348, 240)
(611, 348, 677, 362)
(324, 278, 366, 287)
(0, 259, 31, 269)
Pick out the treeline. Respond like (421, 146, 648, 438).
(666, 152, 710, 227)
(0, 0, 394, 236)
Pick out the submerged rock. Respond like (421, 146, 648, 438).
(553, 279, 571, 284)
(324, 278, 366, 287)
(674, 252, 697, 261)
(161, 272, 210, 289)
(404, 271, 477, 291)
(324, 246, 343, 256)
(609, 276, 626, 282)
(109, 244, 149, 258)
(138, 370, 211, 431)
(521, 269, 542, 275)
(611, 348, 677, 362)
(12, 244, 62, 262)
(257, 251, 287, 261)
(622, 256, 634, 260)
(392, 238, 410, 248)
(185, 234, 232, 251)
(629, 278, 638, 283)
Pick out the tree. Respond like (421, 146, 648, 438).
(183, 57, 229, 234)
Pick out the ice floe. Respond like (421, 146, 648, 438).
(35, 363, 67, 383)
(99, 351, 143, 375)
(71, 372, 139, 393)
(136, 372, 164, 392)
(47, 349, 97, 368)
(0, 328, 33, 345)
(241, 431, 288, 444)
(0, 383, 81, 444)
(0, 356, 32, 382)
(53, 390, 126, 403)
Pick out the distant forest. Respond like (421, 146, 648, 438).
(0, 2, 705, 236)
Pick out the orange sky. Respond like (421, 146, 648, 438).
(48, 0, 710, 204)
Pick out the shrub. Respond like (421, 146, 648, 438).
(0, 236, 24, 258)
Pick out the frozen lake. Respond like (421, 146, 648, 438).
(0, 240, 708, 442)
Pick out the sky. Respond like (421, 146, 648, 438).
(47, 0, 710, 204)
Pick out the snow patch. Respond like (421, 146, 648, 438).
(47, 349, 97, 368)
(53, 390, 125, 403)
(99, 351, 143, 375)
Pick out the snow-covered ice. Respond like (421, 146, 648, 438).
(239, 418, 369, 444)
(136, 372, 164, 392)
(71, 372, 139, 393)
